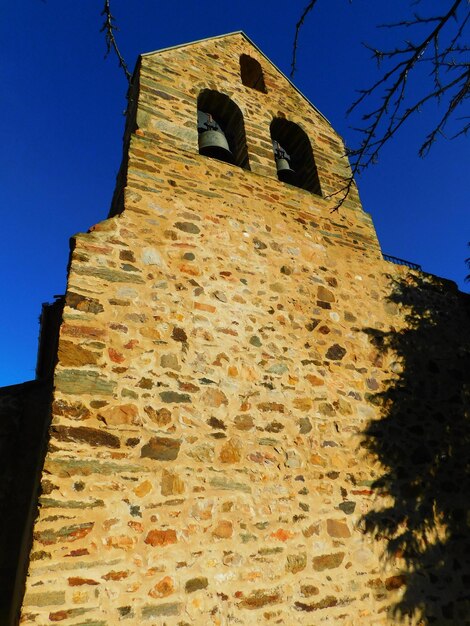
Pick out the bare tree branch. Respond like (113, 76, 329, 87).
(100, 0, 132, 84)
(291, 1, 320, 78)
(347, 0, 467, 166)
(292, 0, 470, 211)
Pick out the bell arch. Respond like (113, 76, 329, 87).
(197, 90, 250, 170)
(270, 118, 321, 194)
(240, 54, 267, 93)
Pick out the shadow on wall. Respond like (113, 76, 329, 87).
(362, 274, 470, 624)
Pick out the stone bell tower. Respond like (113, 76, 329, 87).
(17, 32, 469, 625)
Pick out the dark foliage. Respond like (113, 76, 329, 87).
(362, 274, 470, 623)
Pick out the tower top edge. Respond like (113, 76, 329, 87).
(139, 31, 332, 128)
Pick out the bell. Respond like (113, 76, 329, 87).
(198, 129, 234, 164)
(276, 156, 297, 184)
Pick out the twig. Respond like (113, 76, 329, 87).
(292, 0, 469, 210)
(100, 0, 132, 84)
(291, 1, 319, 78)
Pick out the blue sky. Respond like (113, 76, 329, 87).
(1, 0, 468, 386)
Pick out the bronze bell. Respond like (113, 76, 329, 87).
(273, 141, 296, 184)
(198, 111, 233, 164)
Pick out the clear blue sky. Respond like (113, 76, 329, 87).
(1, 1, 468, 386)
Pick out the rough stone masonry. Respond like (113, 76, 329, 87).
(15, 33, 470, 625)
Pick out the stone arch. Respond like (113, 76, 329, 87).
(270, 117, 321, 194)
(197, 90, 250, 170)
(239, 54, 267, 93)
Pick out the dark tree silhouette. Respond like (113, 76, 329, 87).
(361, 273, 470, 623)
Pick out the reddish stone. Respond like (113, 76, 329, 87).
(178, 381, 200, 393)
(271, 529, 293, 542)
(212, 520, 233, 539)
(145, 529, 177, 547)
(385, 574, 406, 591)
(124, 339, 139, 349)
(34, 522, 94, 545)
(194, 302, 212, 313)
(49, 611, 70, 622)
(65, 548, 89, 557)
(180, 263, 200, 275)
(248, 451, 276, 465)
(68, 576, 99, 586)
(149, 576, 174, 598)
(351, 489, 374, 496)
(108, 347, 125, 363)
(102, 570, 129, 581)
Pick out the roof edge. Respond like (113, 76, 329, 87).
(140, 31, 332, 127)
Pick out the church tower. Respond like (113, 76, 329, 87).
(16, 33, 470, 625)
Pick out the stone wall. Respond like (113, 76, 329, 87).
(18, 33, 470, 625)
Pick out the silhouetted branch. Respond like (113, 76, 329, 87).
(324, 175, 356, 212)
(347, 0, 469, 168)
(100, 0, 132, 84)
(292, 0, 470, 210)
(291, 1, 320, 78)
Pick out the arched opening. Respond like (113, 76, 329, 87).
(240, 55, 267, 93)
(270, 118, 321, 194)
(197, 90, 250, 170)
